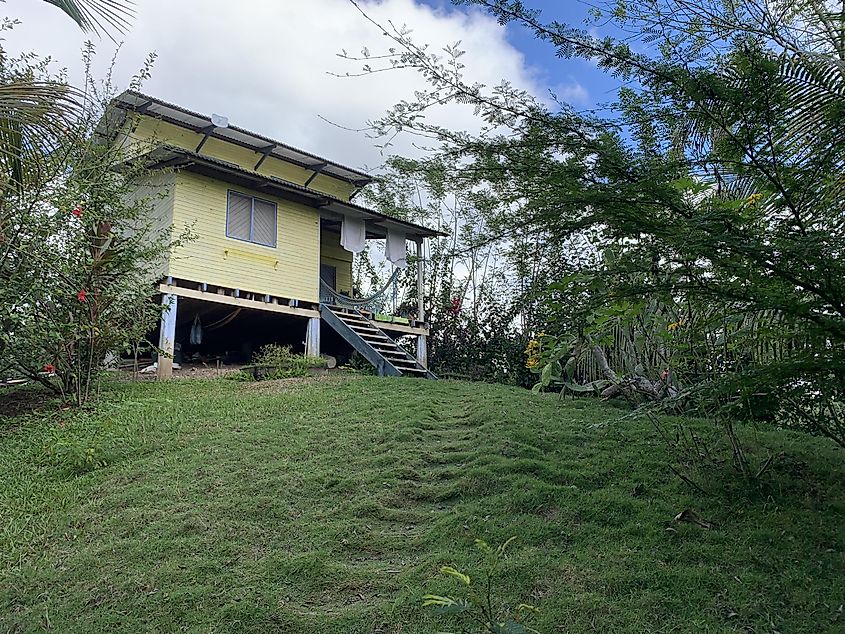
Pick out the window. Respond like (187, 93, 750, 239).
(226, 191, 277, 247)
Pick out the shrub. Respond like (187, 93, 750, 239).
(0, 47, 190, 406)
(43, 417, 123, 475)
(241, 344, 327, 380)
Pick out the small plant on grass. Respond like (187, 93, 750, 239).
(423, 537, 540, 634)
(43, 417, 123, 475)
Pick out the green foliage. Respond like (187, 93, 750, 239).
(423, 537, 540, 633)
(242, 344, 327, 380)
(431, 303, 534, 387)
(40, 0, 134, 36)
(361, 158, 540, 388)
(349, 0, 845, 450)
(0, 45, 190, 406)
(345, 350, 378, 375)
(43, 417, 122, 475)
(223, 369, 256, 382)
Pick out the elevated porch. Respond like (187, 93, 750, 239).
(155, 258, 432, 379)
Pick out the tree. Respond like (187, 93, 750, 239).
(359, 156, 541, 385)
(0, 0, 136, 328)
(0, 12, 183, 404)
(343, 0, 845, 447)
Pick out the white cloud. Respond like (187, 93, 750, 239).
(3, 0, 544, 170)
(551, 80, 589, 106)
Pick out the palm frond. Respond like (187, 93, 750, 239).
(41, 0, 135, 37)
(777, 53, 845, 160)
(0, 81, 81, 193)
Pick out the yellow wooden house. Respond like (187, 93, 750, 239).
(109, 91, 440, 379)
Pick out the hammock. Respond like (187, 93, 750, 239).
(320, 269, 400, 313)
(206, 308, 242, 330)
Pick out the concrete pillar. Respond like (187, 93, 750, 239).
(415, 239, 428, 368)
(416, 334, 428, 368)
(157, 293, 177, 379)
(305, 316, 321, 358)
(415, 239, 426, 323)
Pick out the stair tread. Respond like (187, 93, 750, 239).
(358, 332, 394, 343)
(349, 324, 384, 333)
(383, 353, 415, 362)
(326, 312, 372, 324)
(357, 330, 388, 337)
(388, 358, 422, 367)
(323, 304, 357, 315)
(338, 315, 371, 324)
(343, 321, 376, 329)
(339, 320, 371, 327)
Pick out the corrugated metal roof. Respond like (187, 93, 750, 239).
(112, 90, 373, 186)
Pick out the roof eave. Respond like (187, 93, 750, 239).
(137, 146, 445, 239)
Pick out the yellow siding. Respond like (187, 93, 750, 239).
(127, 172, 176, 280)
(320, 230, 353, 294)
(167, 172, 320, 302)
(126, 116, 357, 200)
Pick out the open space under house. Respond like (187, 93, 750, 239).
(108, 91, 442, 379)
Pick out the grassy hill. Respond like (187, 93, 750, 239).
(1, 376, 843, 633)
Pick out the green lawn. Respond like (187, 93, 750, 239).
(1, 376, 843, 633)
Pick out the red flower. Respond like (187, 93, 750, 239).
(77, 289, 87, 303)
(448, 297, 462, 315)
(43, 363, 56, 373)
(71, 205, 83, 218)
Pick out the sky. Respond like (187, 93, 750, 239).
(2, 0, 621, 172)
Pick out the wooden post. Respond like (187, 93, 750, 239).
(415, 238, 428, 368)
(305, 316, 321, 358)
(157, 293, 178, 379)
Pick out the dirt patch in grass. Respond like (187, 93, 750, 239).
(0, 385, 60, 425)
(117, 362, 246, 380)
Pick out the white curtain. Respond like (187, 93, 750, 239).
(340, 215, 366, 253)
(386, 230, 407, 269)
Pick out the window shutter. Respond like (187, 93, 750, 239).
(252, 199, 276, 246)
(227, 192, 251, 241)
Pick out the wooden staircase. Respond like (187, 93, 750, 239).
(320, 304, 436, 379)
